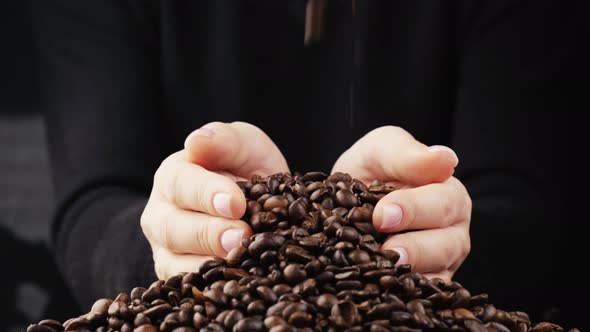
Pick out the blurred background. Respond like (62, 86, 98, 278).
(0, 2, 78, 331)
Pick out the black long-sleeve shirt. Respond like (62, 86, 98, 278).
(31, 0, 588, 327)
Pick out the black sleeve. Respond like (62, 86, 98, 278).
(452, 0, 587, 326)
(31, 0, 163, 309)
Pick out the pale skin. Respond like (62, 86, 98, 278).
(141, 122, 471, 281)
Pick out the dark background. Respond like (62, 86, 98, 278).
(0, 1, 586, 331)
(1, 2, 79, 331)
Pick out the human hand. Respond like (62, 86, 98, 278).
(332, 126, 471, 280)
(141, 122, 289, 280)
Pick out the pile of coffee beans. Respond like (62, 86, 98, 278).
(28, 172, 575, 332)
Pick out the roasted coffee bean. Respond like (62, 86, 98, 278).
(283, 264, 307, 284)
(250, 183, 269, 199)
(29, 171, 572, 332)
(37, 320, 63, 331)
(26, 325, 55, 332)
(347, 249, 371, 264)
(234, 318, 264, 332)
(336, 226, 359, 243)
(134, 325, 158, 332)
(335, 189, 358, 208)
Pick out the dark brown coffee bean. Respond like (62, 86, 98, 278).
(26, 325, 55, 332)
(413, 311, 435, 329)
(234, 318, 264, 332)
(171, 327, 196, 332)
(134, 325, 158, 332)
(65, 317, 91, 331)
(203, 289, 228, 306)
(264, 195, 289, 211)
(332, 249, 350, 266)
(485, 322, 512, 332)
(347, 249, 371, 264)
(366, 303, 396, 320)
(248, 237, 281, 256)
(315, 293, 339, 312)
(199, 258, 226, 274)
(391, 311, 414, 325)
(335, 189, 358, 209)
(192, 312, 205, 329)
(334, 241, 354, 251)
(347, 207, 372, 223)
(247, 300, 266, 315)
(143, 303, 172, 320)
(288, 198, 308, 221)
(37, 320, 63, 331)
(454, 308, 477, 321)
(302, 172, 328, 182)
(250, 183, 269, 199)
(336, 226, 359, 243)
(269, 325, 296, 332)
(310, 188, 330, 202)
(451, 288, 471, 308)
(285, 244, 314, 263)
(288, 311, 313, 327)
(90, 298, 113, 316)
(283, 264, 307, 284)
(250, 211, 279, 232)
(133, 313, 150, 326)
(222, 279, 240, 298)
(330, 300, 360, 327)
(256, 285, 278, 303)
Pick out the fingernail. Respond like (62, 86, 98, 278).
(221, 228, 244, 253)
(427, 145, 459, 165)
(184, 127, 215, 147)
(213, 192, 233, 218)
(392, 247, 408, 266)
(380, 204, 403, 231)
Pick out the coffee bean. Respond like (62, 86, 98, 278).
(250, 183, 269, 199)
(335, 189, 358, 209)
(37, 320, 63, 331)
(336, 226, 359, 243)
(330, 300, 360, 327)
(26, 325, 55, 332)
(348, 249, 371, 264)
(171, 327, 196, 332)
(65, 317, 91, 331)
(29, 171, 572, 332)
(134, 325, 157, 332)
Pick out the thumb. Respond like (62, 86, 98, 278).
(184, 121, 290, 177)
(332, 126, 458, 186)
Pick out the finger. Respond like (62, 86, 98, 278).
(184, 121, 289, 177)
(332, 126, 458, 185)
(142, 202, 252, 257)
(153, 247, 213, 281)
(373, 177, 471, 232)
(155, 153, 246, 218)
(381, 226, 471, 274)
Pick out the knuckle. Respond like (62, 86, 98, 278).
(195, 181, 213, 214)
(453, 227, 471, 259)
(159, 208, 174, 250)
(153, 252, 167, 280)
(411, 240, 425, 271)
(190, 217, 218, 255)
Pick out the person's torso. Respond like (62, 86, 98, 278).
(153, 1, 465, 172)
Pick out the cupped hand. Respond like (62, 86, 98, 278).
(332, 126, 471, 280)
(141, 122, 289, 280)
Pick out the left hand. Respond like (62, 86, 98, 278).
(332, 126, 471, 281)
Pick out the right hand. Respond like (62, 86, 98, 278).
(141, 122, 289, 280)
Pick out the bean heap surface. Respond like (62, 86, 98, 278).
(28, 172, 574, 332)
